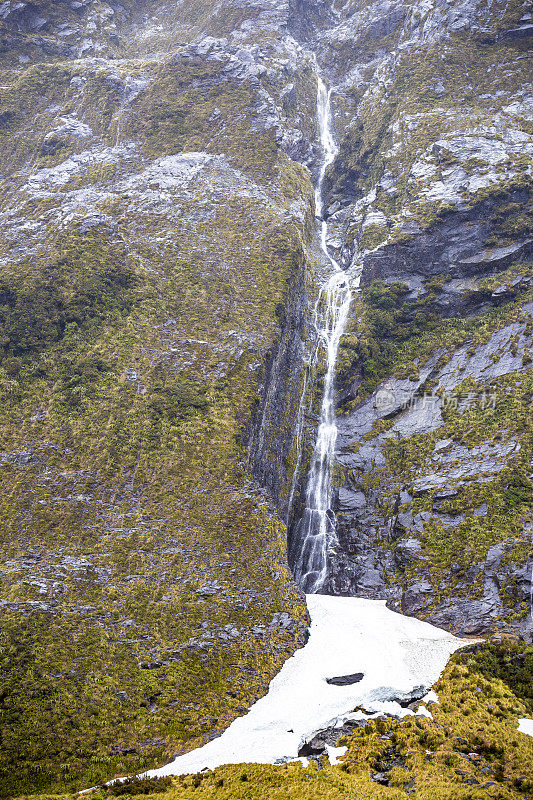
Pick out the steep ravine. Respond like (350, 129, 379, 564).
(0, 0, 532, 796)
(129, 78, 485, 778)
(288, 75, 353, 593)
(274, 0, 533, 642)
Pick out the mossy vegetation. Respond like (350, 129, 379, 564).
(328, 0, 532, 249)
(337, 642, 533, 798)
(338, 261, 533, 398)
(127, 56, 278, 177)
(19, 641, 532, 800)
(0, 228, 139, 359)
(106, 778, 172, 796)
(0, 28, 314, 793)
(0, 192, 310, 792)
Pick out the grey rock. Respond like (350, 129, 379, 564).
(337, 487, 366, 510)
(402, 581, 434, 614)
(326, 672, 364, 686)
(371, 772, 390, 785)
(458, 240, 531, 270)
(395, 538, 422, 568)
(394, 511, 414, 534)
(196, 582, 222, 596)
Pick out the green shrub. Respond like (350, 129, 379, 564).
(106, 776, 173, 795)
(0, 227, 138, 359)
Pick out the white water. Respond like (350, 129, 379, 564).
(97, 74, 472, 791)
(143, 596, 466, 777)
(290, 77, 354, 593)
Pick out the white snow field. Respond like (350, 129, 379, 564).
(144, 595, 468, 777)
(518, 718, 533, 737)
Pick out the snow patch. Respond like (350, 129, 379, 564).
(325, 744, 347, 765)
(141, 595, 468, 777)
(518, 718, 533, 737)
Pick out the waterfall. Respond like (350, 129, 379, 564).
(289, 77, 352, 594)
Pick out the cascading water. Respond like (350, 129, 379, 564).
(289, 77, 352, 594)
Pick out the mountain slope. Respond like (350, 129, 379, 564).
(284, 0, 533, 641)
(0, 0, 531, 795)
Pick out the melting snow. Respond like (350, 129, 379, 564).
(518, 719, 533, 737)
(144, 595, 468, 776)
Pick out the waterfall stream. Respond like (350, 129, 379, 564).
(290, 77, 352, 594)
(105, 74, 477, 791)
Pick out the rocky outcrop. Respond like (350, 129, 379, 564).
(327, 284, 532, 640)
(247, 267, 309, 513)
(282, 0, 533, 641)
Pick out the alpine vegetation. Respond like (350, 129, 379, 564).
(0, 0, 531, 798)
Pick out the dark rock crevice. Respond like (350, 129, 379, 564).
(246, 267, 310, 517)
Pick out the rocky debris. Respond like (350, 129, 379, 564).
(326, 672, 364, 686)
(0, 1, 48, 32)
(371, 771, 390, 785)
(0, 450, 43, 467)
(297, 716, 369, 760)
(196, 582, 222, 597)
(368, 741, 407, 786)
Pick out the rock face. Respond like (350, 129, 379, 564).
(279, 0, 533, 641)
(0, 1, 322, 793)
(0, 0, 531, 793)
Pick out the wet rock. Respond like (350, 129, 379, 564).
(298, 736, 327, 757)
(338, 487, 366, 511)
(395, 538, 422, 568)
(501, 23, 533, 40)
(248, 270, 307, 515)
(326, 672, 364, 686)
(402, 581, 434, 614)
(371, 772, 390, 785)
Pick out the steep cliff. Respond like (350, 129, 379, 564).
(0, 0, 532, 796)
(284, 0, 533, 641)
(0, 1, 322, 793)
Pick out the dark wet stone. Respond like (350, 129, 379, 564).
(298, 738, 326, 757)
(326, 672, 364, 686)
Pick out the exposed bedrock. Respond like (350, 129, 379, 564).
(246, 267, 309, 515)
(271, 0, 533, 642)
(328, 232, 533, 640)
